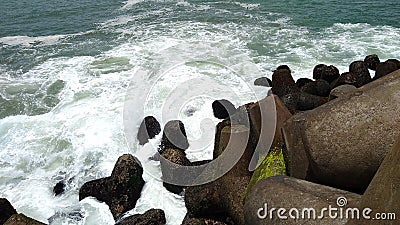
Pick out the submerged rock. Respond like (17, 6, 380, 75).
(117, 209, 166, 225)
(0, 198, 17, 225)
(53, 181, 66, 196)
(212, 99, 237, 120)
(159, 120, 189, 153)
(253, 77, 271, 87)
(79, 154, 145, 220)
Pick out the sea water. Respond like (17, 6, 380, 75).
(1, 0, 400, 224)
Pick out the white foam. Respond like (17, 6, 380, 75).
(0, 35, 66, 47)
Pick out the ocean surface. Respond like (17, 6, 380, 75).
(1, 0, 399, 224)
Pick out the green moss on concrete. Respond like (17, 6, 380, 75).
(244, 146, 287, 199)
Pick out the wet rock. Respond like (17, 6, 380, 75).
(282, 70, 400, 193)
(254, 77, 271, 87)
(244, 176, 361, 225)
(212, 99, 237, 120)
(117, 209, 166, 225)
(137, 116, 161, 145)
(271, 67, 299, 98)
(159, 120, 189, 153)
(79, 154, 145, 220)
(0, 198, 17, 225)
(364, 54, 380, 70)
(160, 148, 191, 194)
(332, 72, 358, 88)
(375, 59, 400, 80)
(346, 137, 400, 225)
(386, 58, 400, 68)
(349, 60, 372, 87)
(295, 78, 313, 88)
(181, 216, 230, 225)
(4, 214, 46, 225)
(329, 84, 357, 100)
(53, 181, 66, 196)
(313, 64, 340, 83)
(300, 79, 331, 97)
(276, 65, 291, 71)
(296, 92, 328, 111)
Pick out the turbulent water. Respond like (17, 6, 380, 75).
(1, 0, 400, 224)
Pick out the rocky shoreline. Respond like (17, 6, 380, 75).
(1, 54, 399, 224)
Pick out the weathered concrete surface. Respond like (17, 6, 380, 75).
(345, 137, 400, 225)
(244, 176, 361, 225)
(4, 214, 46, 225)
(282, 69, 400, 193)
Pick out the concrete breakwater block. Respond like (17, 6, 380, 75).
(282, 69, 400, 193)
(244, 176, 361, 225)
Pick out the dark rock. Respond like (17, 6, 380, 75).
(329, 84, 357, 100)
(296, 92, 328, 111)
(253, 77, 271, 87)
(346, 137, 400, 225)
(4, 214, 46, 225)
(181, 216, 230, 225)
(349, 60, 372, 87)
(137, 116, 161, 145)
(79, 154, 145, 220)
(282, 70, 400, 193)
(271, 68, 299, 98)
(0, 198, 17, 225)
(244, 176, 361, 225)
(332, 72, 358, 88)
(295, 78, 313, 88)
(313, 64, 340, 83)
(159, 120, 189, 153)
(160, 148, 191, 194)
(276, 65, 291, 71)
(53, 181, 66, 196)
(386, 58, 400, 68)
(117, 209, 166, 225)
(300, 79, 331, 97)
(375, 59, 400, 80)
(212, 99, 237, 120)
(364, 54, 380, 70)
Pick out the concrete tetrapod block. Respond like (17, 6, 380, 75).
(345, 136, 400, 225)
(282, 69, 400, 193)
(244, 176, 361, 225)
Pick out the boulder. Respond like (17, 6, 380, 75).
(117, 209, 166, 225)
(137, 116, 161, 145)
(212, 99, 237, 120)
(296, 92, 328, 111)
(53, 181, 65, 196)
(181, 216, 229, 225)
(271, 68, 299, 98)
(300, 79, 331, 97)
(313, 64, 340, 83)
(364, 54, 380, 70)
(159, 120, 189, 153)
(348, 60, 371, 87)
(244, 176, 361, 225)
(295, 78, 313, 88)
(329, 84, 357, 100)
(282, 70, 400, 193)
(254, 77, 272, 87)
(160, 148, 191, 194)
(374, 60, 399, 80)
(4, 214, 46, 225)
(0, 198, 17, 224)
(346, 137, 400, 225)
(276, 65, 291, 71)
(79, 154, 145, 220)
(332, 72, 358, 88)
